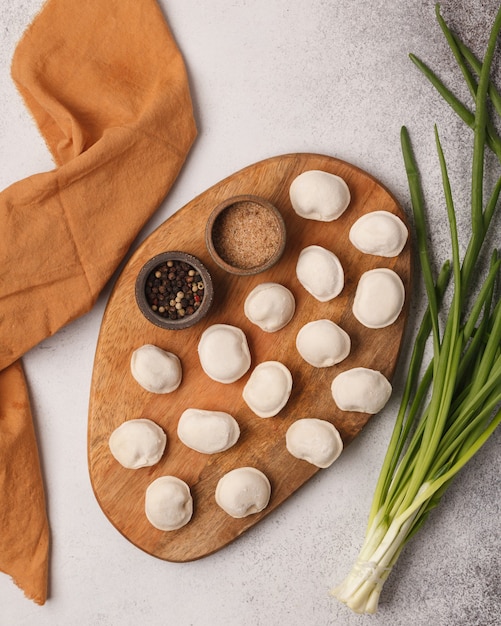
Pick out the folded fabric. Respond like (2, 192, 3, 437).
(0, 0, 196, 604)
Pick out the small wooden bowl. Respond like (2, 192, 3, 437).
(205, 194, 286, 276)
(135, 251, 213, 330)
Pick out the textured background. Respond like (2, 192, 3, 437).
(1, 1, 500, 625)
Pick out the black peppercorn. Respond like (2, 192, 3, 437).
(144, 260, 205, 321)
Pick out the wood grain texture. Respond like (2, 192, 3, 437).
(88, 153, 412, 561)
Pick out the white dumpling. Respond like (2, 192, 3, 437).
(296, 245, 344, 302)
(289, 169, 351, 221)
(177, 408, 240, 454)
(198, 324, 251, 383)
(145, 476, 193, 531)
(131, 344, 182, 394)
(243, 361, 293, 418)
(286, 418, 343, 468)
(349, 211, 408, 257)
(296, 319, 351, 367)
(215, 467, 271, 518)
(331, 367, 392, 413)
(244, 282, 295, 332)
(108, 418, 167, 469)
(353, 268, 405, 328)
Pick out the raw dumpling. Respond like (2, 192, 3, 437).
(145, 476, 193, 531)
(108, 418, 167, 469)
(289, 169, 351, 221)
(131, 344, 182, 394)
(215, 467, 271, 518)
(331, 367, 392, 413)
(244, 282, 295, 332)
(353, 268, 405, 328)
(177, 408, 240, 454)
(286, 418, 343, 468)
(296, 319, 351, 367)
(198, 324, 251, 383)
(349, 210, 408, 257)
(243, 361, 293, 418)
(296, 245, 344, 302)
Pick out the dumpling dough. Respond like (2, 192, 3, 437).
(131, 344, 182, 394)
(286, 418, 343, 468)
(296, 245, 344, 301)
(349, 211, 408, 257)
(109, 418, 167, 469)
(244, 282, 295, 332)
(296, 319, 351, 367)
(289, 169, 351, 221)
(145, 476, 193, 531)
(198, 324, 251, 383)
(177, 408, 240, 454)
(331, 367, 392, 413)
(353, 268, 405, 328)
(215, 467, 271, 518)
(243, 361, 293, 418)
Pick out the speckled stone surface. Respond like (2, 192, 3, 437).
(1, 1, 500, 624)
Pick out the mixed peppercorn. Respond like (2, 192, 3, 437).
(144, 259, 205, 320)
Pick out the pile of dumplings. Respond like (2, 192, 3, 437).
(108, 168, 408, 532)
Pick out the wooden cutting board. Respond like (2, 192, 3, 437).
(88, 153, 411, 561)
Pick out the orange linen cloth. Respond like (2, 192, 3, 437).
(0, 0, 196, 604)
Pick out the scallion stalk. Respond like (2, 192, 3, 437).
(332, 4, 501, 614)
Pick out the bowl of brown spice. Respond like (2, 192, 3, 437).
(135, 251, 213, 330)
(205, 194, 286, 276)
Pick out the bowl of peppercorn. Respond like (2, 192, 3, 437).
(205, 194, 286, 276)
(135, 251, 213, 330)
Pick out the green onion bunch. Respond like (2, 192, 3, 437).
(332, 4, 501, 614)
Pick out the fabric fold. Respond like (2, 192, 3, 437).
(0, 361, 49, 606)
(0, 0, 197, 604)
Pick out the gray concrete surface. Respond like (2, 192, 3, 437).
(1, 1, 500, 624)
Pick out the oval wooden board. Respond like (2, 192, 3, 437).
(88, 153, 411, 562)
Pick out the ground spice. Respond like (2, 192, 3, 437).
(211, 200, 282, 269)
(144, 260, 204, 320)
